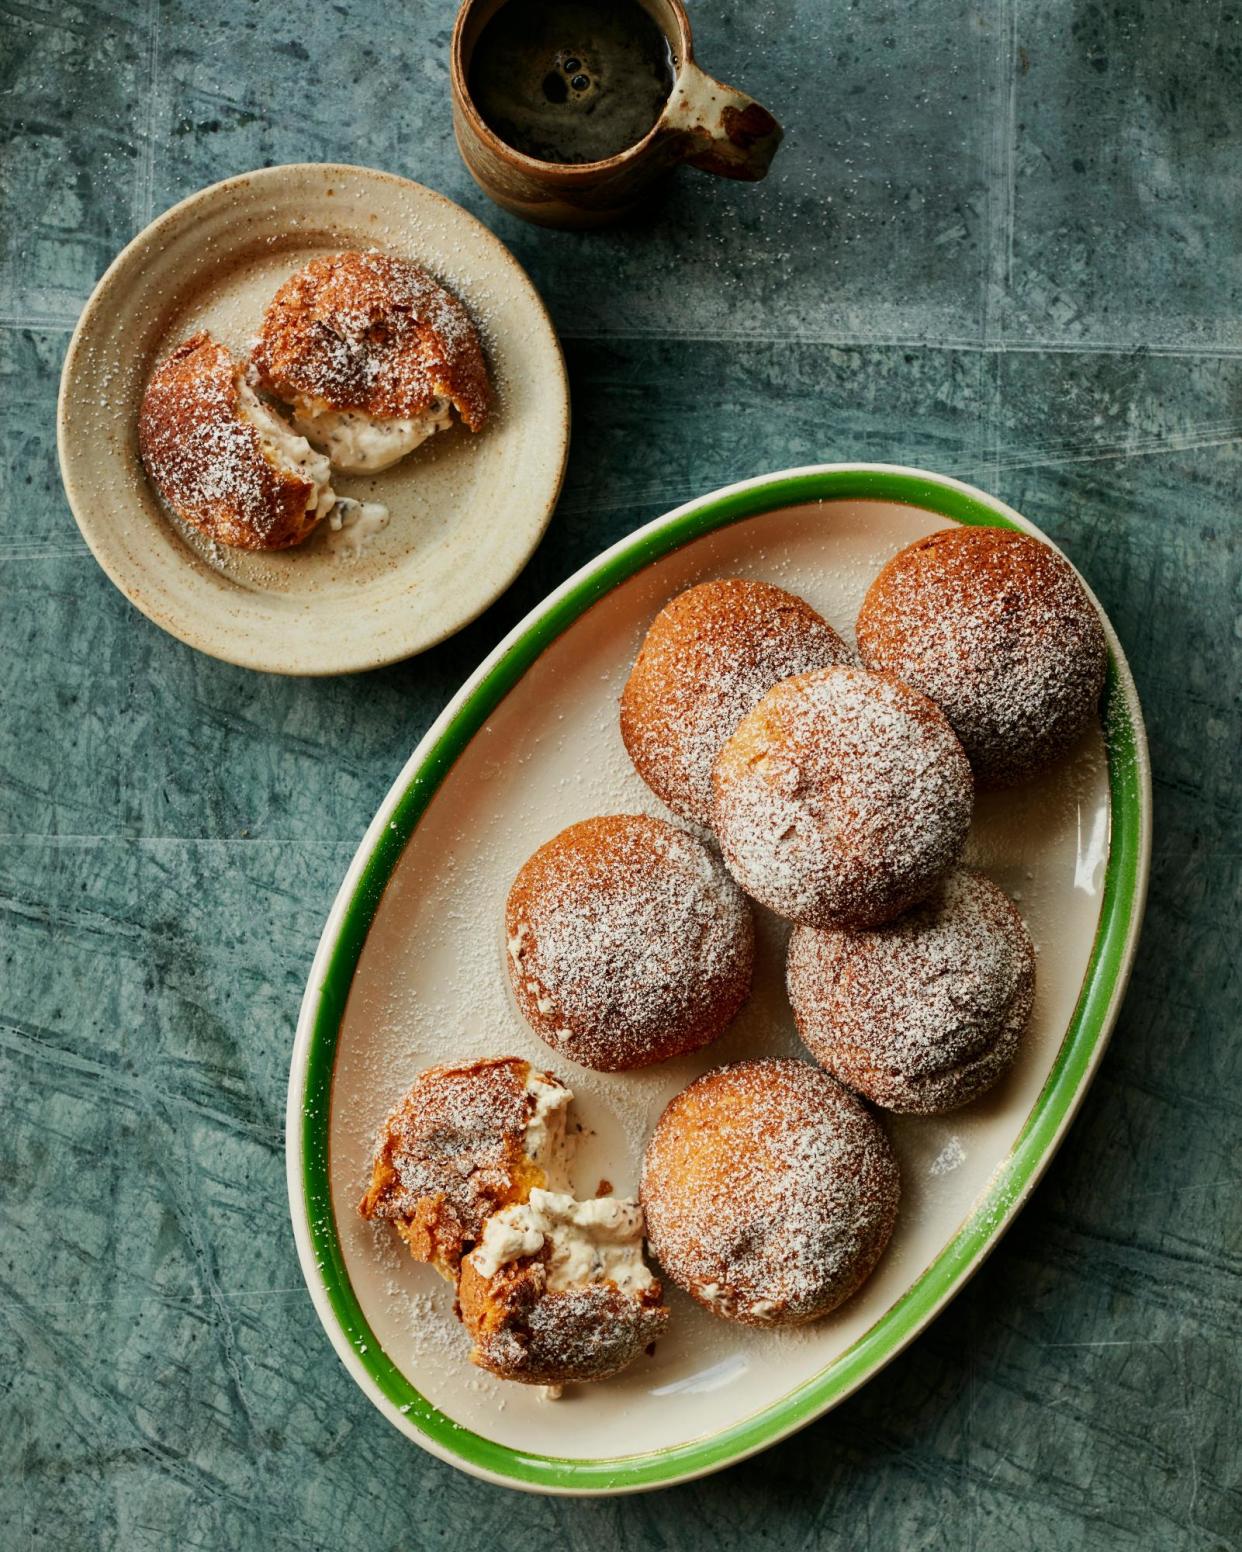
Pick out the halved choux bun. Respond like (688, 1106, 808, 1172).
(358, 1057, 570, 1279)
(138, 330, 336, 549)
(250, 250, 489, 474)
(458, 1190, 668, 1385)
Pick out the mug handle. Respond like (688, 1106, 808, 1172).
(662, 62, 782, 181)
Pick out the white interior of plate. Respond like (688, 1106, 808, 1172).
(57, 164, 568, 674)
(326, 496, 1111, 1461)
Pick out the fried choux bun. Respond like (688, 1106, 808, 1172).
(458, 1191, 668, 1385)
(138, 330, 337, 549)
(787, 869, 1036, 1113)
(250, 250, 489, 473)
(641, 1059, 899, 1326)
(856, 526, 1107, 786)
(711, 665, 973, 929)
(505, 814, 754, 1072)
(358, 1057, 570, 1278)
(620, 579, 852, 825)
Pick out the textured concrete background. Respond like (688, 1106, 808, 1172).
(2, 0, 1240, 1545)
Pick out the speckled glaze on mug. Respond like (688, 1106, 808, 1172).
(451, 0, 783, 228)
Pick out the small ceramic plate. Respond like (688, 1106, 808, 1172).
(57, 164, 569, 674)
(287, 466, 1151, 1494)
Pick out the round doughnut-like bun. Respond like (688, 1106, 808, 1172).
(251, 250, 489, 472)
(620, 579, 852, 825)
(856, 526, 1107, 786)
(505, 815, 754, 1071)
(641, 1059, 900, 1325)
(358, 1057, 570, 1278)
(138, 331, 337, 549)
(458, 1192, 668, 1385)
(787, 869, 1036, 1113)
(711, 665, 973, 929)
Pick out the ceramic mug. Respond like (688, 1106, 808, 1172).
(451, 0, 782, 228)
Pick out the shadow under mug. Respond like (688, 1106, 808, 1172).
(451, 0, 783, 229)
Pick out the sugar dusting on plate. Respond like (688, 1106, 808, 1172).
(322, 502, 1118, 1453)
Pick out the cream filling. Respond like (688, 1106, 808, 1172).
(698, 1283, 779, 1320)
(324, 497, 391, 560)
(238, 382, 337, 519)
(524, 1069, 572, 1190)
(469, 1189, 655, 1293)
(291, 398, 454, 474)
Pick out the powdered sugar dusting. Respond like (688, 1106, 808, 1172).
(359, 1056, 570, 1273)
(856, 527, 1107, 786)
(324, 498, 1116, 1455)
(787, 869, 1036, 1113)
(506, 815, 754, 1071)
(138, 331, 329, 549)
(466, 1274, 669, 1387)
(620, 578, 853, 825)
(251, 248, 490, 431)
(641, 1059, 900, 1325)
(712, 665, 974, 928)
(75, 166, 560, 621)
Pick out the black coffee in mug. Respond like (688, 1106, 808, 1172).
(468, 0, 676, 164)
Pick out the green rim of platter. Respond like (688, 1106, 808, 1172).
(293, 466, 1148, 1493)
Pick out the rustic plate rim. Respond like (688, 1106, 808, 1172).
(55, 161, 569, 676)
(284, 463, 1152, 1494)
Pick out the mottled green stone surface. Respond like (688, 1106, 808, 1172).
(2, 0, 1240, 1544)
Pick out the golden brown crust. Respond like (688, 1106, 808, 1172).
(711, 666, 973, 929)
(620, 579, 852, 826)
(856, 526, 1107, 786)
(505, 814, 754, 1071)
(250, 250, 490, 431)
(137, 331, 322, 550)
(358, 1057, 555, 1277)
(458, 1252, 668, 1385)
(787, 869, 1036, 1113)
(641, 1059, 900, 1326)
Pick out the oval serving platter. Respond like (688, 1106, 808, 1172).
(286, 464, 1150, 1494)
(57, 163, 569, 675)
